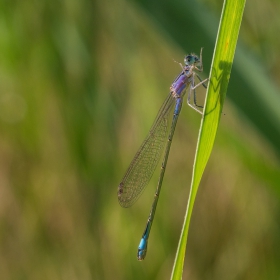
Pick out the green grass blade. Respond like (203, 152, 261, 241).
(171, 0, 246, 279)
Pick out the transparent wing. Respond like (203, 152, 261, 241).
(118, 93, 176, 207)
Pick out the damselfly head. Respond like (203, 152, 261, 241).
(184, 54, 199, 66)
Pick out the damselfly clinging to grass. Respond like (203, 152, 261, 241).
(118, 48, 208, 260)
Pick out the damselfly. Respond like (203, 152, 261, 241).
(118, 48, 208, 260)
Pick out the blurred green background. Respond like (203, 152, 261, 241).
(1, 0, 280, 279)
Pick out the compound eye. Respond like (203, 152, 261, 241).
(184, 55, 191, 64)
